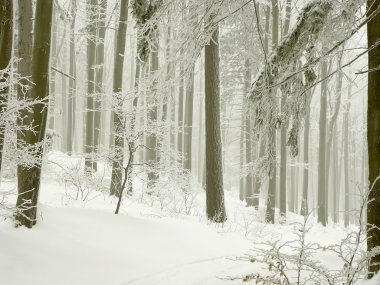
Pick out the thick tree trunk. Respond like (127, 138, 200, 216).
(365, 2, 380, 265)
(0, 0, 13, 174)
(110, 0, 129, 196)
(317, 61, 328, 226)
(16, 0, 53, 228)
(204, 17, 226, 223)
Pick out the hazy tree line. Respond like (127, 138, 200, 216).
(1, 0, 380, 275)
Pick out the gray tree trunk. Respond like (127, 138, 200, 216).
(300, 92, 312, 216)
(279, 0, 291, 221)
(204, 16, 226, 222)
(85, 0, 98, 171)
(266, 0, 279, 224)
(16, 0, 53, 228)
(183, 71, 194, 172)
(317, 61, 328, 226)
(67, 0, 77, 154)
(344, 83, 351, 227)
(110, 0, 129, 196)
(94, 0, 107, 159)
(0, 0, 13, 174)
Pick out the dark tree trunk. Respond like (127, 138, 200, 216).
(110, 0, 129, 196)
(205, 16, 226, 223)
(367, 1, 380, 276)
(0, 0, 13, 174)
(16, 0, 53, 228)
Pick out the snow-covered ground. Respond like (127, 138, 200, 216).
(0, 152, 379, 285)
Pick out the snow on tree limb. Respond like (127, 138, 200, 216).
(248, 0, 333, 103)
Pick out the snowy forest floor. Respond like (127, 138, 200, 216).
(0, 152, 379, 285)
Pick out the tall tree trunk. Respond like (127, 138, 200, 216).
(239, 100, 245, 201)
(16, 0, 33, 224)
(177, 63, 184, 167)
(183, 71, 194, 173)
(301, 93, 312, 216)
(332, 126, 339, 223)
(16, 0, 53, 228)
(204, 16, 226, 222)
(317, 61, 328, 226)
(127, 60, 141, 195)
(344, 83, 351, 227)
(85, 0, 97, 171)
(244, 59, 254, 206)
(67, 0, 77, 154)
(266, 0, 279, 224)
(94, 0, 107, 157)
(279, 0, 291, 222)
(146, 50, 159, 188)
(325, 64, 343, 221)
(0, 0, 13, 173)
(110, 0, 129, 196)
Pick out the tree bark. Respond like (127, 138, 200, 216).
(110, 0, 129, 196)
(0, 0, 13, 174)
(317, 61, 328, 226)
(85, 0, 98, 171)
(205, 16, 226, 223)
(93, 0, 107, 158)
(266, 0, 279, 224)
(344, 83, 351, 227)
(367, 0, 380, 270)
(67, 0, 77, 154)
(16, 0, 54, 228)
(183, 71, 194, 172)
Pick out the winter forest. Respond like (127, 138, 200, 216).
(1, 0, 380, 284)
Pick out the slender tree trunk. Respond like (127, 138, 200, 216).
(0, 0, 13, 173)
(318, 61, 328, 226)
(204, 16, 226, 222)
(127, 61, 141, 195)
(85, 0, 97, 171)
(146, 50, 159, 188)
(16, 0, 53, 228)
(279, 0, 291, 222)
(67, 1, 77, 154)
(110, 0, 129, 196)
(239, 102, 245, 201)
(325, 65, 343, 221)
(332, 126, 339, 223)
(266, 0, 279, 224)
(344, 83, 351, 227)
(177, 63, 184, 167)
(94, 0, 107, 159)
(183, 71, 194, 173)
(301, 93, 311, 215)
(243, 60, 254, 206)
